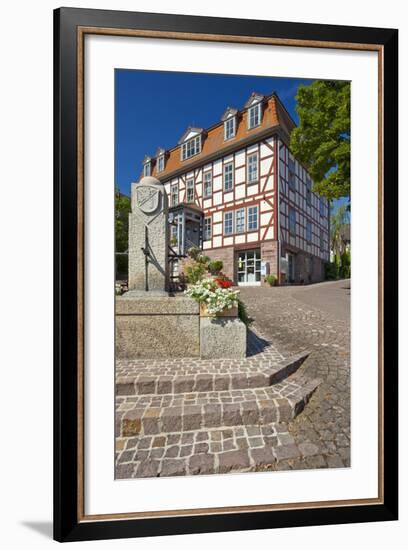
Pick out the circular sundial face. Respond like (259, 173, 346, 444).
(136, 185, 161, 214)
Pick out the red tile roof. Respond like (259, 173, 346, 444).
(141, 93, 295, 181)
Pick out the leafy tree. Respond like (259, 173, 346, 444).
(290, 80, 350, 200)
(115, 188, 131, 276)
(340, 250, 351, 279)
(330, 203, 349, 258)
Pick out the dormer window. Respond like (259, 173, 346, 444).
(248, 103, 261, 129)
(157, 156, 164, 173)
(221, 107, 238, 141)
(178, 127, 203, 161)
(142, 155, 152, 177)
(156, 148, 166, 173)
(143, 161, 151, 177)
(244, 93, 264, 130)
(224, 117, 236, 140)
(181, 135, 201, 160)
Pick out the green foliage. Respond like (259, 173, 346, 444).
(290, 80, 350, 200)
(184, 262, 207, 284)
(340, 250, 351, 278)
(184, 247, 212, 283)
(187, 246, 202, 262)
(115, 188, 131, 253)
(187, 247, 210, 267)
(115, 254, 128, 278)
(115, 188, 131, 277)
(334, 252, 341, 271)
(325, 249, 351, 281)
(264, 274, 277, 286)
(208, 260, 224, 275)
(325, 261, 339, 280)
(238, 299, 253, 326)
(330, 203, 350, 257)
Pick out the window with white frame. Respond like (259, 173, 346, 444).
(235, 208, 245, 233)
(170, 224, 178, 245)
(248, 103, 261, 129)
(204, 217, 212, 240)
(224, 117, 236, 140)
(289, 207, 296, 235)
(247, 152, 258, 183)
(306, 220, 312, 244)
(247, 205, 258, 231)
(223, 162, 234, 191)
(203, 171, 212, 198)
(288, 158, 296, 191)
(171, 183, 178, 207)
(181, 135, 201, 160)
(157, 155, 165, 173)
(143, 162, 151, 177)
(186, 179, 194, 203)
(224, 211, 233, 235)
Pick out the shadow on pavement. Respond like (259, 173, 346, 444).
(246, 329, 270, 356)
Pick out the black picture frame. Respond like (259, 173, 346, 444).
(54, 7, 398, 542)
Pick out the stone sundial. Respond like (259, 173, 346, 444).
(127, 176, 169, 294)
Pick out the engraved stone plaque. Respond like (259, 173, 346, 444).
(136, 186, 160, 214)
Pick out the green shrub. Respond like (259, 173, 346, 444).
(325, 261, 338, 280)
(238, 299, 253, 326)
(187, 246, 201, 261)
(200, 255, 211, 265)
(340, 250, 351, 278)
(184, 262, 207, 284)
(115, 254, 128, 278)
(264, 274, 277, 286)
(187, 247, 211, 267)
(208, 260, 223, 275)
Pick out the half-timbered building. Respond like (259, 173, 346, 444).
(139, 92, 330, 286)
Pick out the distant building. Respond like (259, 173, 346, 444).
(139, 92, 330, 285)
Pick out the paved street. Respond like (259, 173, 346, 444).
(115, 279, 350, 478)
(239, 279, 350, 470)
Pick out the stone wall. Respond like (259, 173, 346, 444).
(280, 245, 325, 285)
(261, 240, 279, 285)
(311, 256, 325, 283)
(116, 295, 199, 359)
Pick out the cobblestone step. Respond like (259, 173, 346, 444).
(116, 351, 310, 396)
(115, 422, 310, 478)
(117, 374, 320, 438)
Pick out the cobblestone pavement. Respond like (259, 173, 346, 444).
(239, 279, 350, 471)
(116, 423, 301, 479)
(115, 280, 350, 478)
(115, 331, 321, 478)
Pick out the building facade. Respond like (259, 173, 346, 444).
(140, 92, 330, 286)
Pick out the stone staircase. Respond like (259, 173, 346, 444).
(115, 331, 321, 479)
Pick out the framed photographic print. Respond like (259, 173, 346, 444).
(54, 7, 398, 542)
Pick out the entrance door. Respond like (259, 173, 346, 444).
(185, 220, 201, 250)
(237, 249, 261, 286)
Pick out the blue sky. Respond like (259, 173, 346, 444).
(115, 69, 347, 212)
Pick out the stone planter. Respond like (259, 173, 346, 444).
(199, 303, 238, 318)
